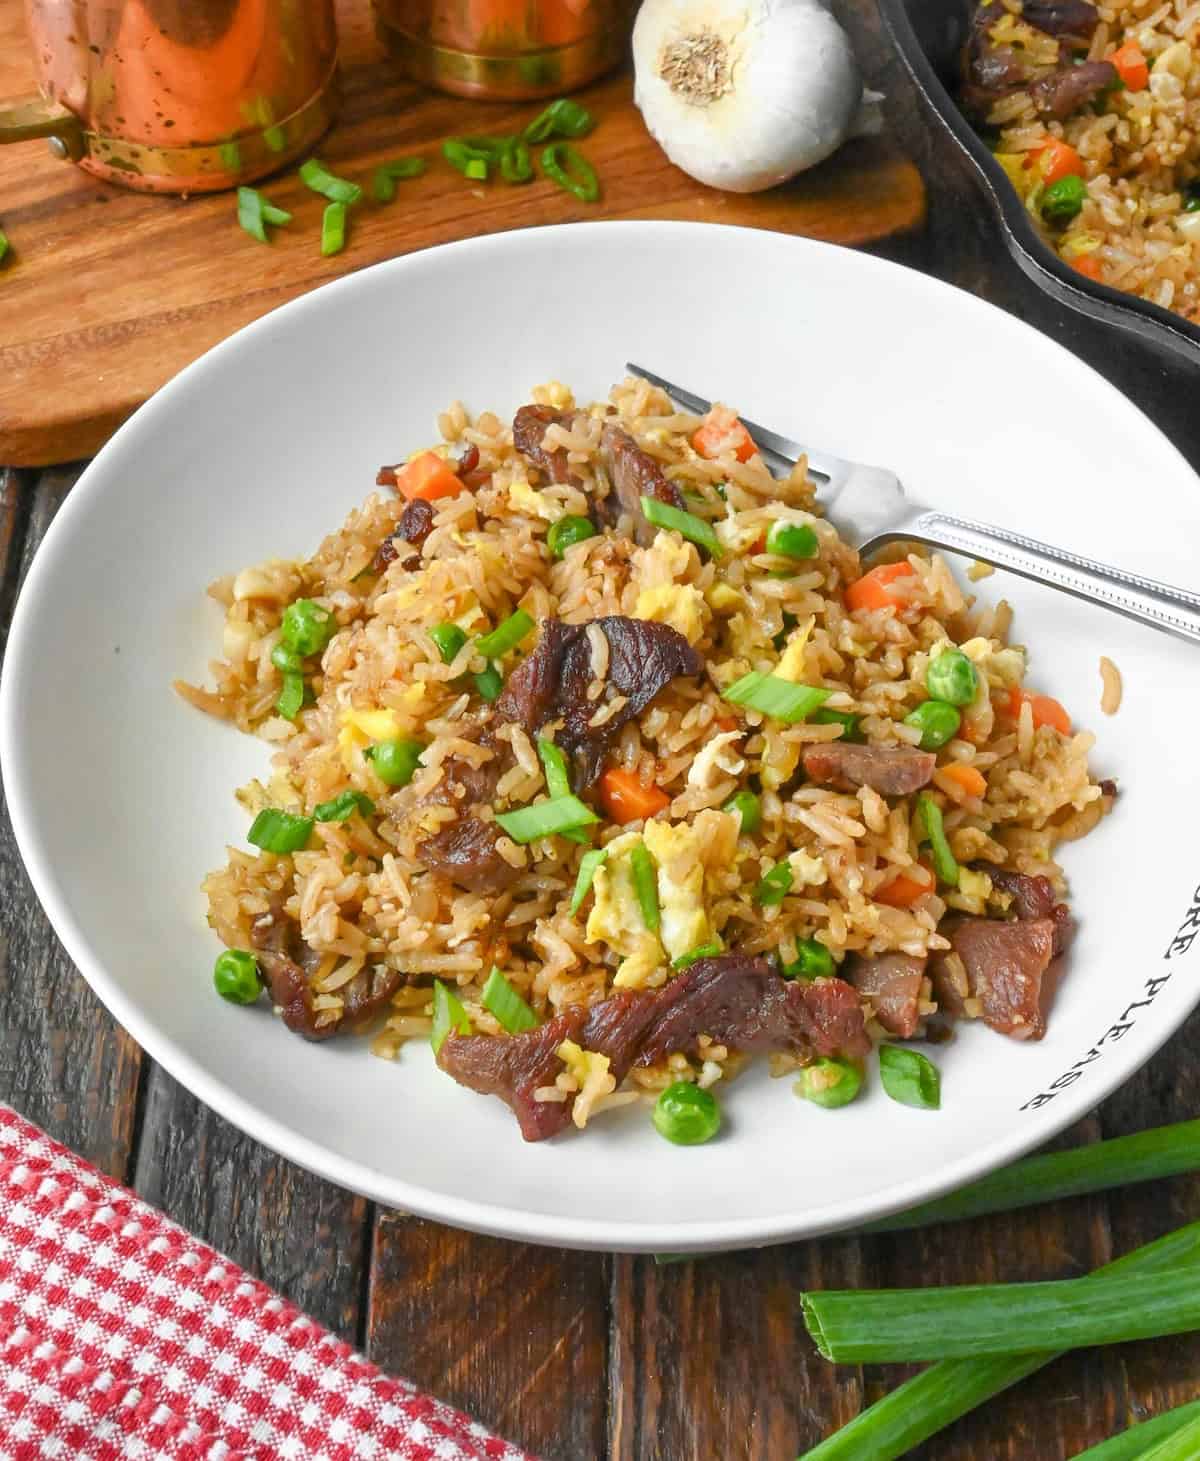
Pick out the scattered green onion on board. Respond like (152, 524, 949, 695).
(629, 841, 660, 932)
(275, 671, 306, 721)
(541, 142, 601, 203)
(429, 622, 468, 664)
(247, 808, 313, 855)
(475, 608, 534, 658)
(430, 979, 471, 1055)
(672, 941, 722, 971)
(0, 228, 10, 264)
(639, 496, 722, 557)
(481, 966, 539, 1034)
(501, 139, 534, 183)
(313, 789, 375, 823)
(569, 847, 608, 915)
(213, 949, 261, 1005)
(878, 1044, 941, 1110)
(523, 97, 594, 143)
(754, 860, 793, 906)
(236, 186, 269, 243)
(495, 794, 598, 844)
(371, 156, 426, 203)
(916, 792, 960, 887)
(722, 671, 832, 723)
(474, 664, 504, 702)
(299, 157, 363, 204)
(321, 201, 348, 257)
(1070, 1399, 1200, 1461)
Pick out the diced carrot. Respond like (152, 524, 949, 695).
(875, 861, 935, 908)
(844, 562, 915, 614)
(692, 406, 757, 464)
(392, 451, 464, 503)
(1027, 138, 1083, 185)
(938, 762, 988, 799)
(715, 716, 740, 733)
(1007, 686, 1073, 735)
(1109, 40, 1149, 91)
(1071, 253, 1104, 281)
(598, 766, 670, 824)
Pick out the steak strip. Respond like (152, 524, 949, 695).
(802, 742, 936, 796)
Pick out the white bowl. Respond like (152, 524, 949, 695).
(4, 222, 1199, 1252)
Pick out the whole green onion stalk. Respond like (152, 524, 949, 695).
(1069, 1399, 1200, 1460)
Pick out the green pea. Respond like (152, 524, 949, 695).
(547, 515, 596, 560)
(722, 789, 761, 836)
(1041, 174, 1087, 225)
(213, 949, 261, 1005)
(782, 938, 835, 980)
(280, 598, 336, 658)
(904, 700, 961, 750)
(925, 648, 979, 707)
(367, 738, 424, 787)
(796, 1058, 863, 1109)
(766, 521, 819, 561)
(1185, 181, 1200, 213)
(270, 642, 305, 675)
(653, 1081, 722, 1145)
(474, 664, 504, 702)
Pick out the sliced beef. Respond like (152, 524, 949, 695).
(495, 615, 703, 785)
(801, 742, 936, 797)
(371, 497, 436, 574)
(417, 816, 522, 896)
(512, 404, 584, 486)
(1021, 0, 1101, 40)
(961, 1, 1036, 115)
(977, 864, 1074, 957)
(1029, 59, 1116, 118)
(598, 422, 686, 546)
(845, 953, 927, 1038)
(436, 954, 870, 1140)
(930, 915, 1057, 1040)
(250, 902, 399, 1042)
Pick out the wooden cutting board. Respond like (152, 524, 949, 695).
(0, 0, 924, 467)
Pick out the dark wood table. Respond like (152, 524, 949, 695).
(3, 7, 1198, 1458)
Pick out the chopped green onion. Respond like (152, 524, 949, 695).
(270, 642, 304, 676)
(782, 938, 835, 980)
(538, 738, 589, 842)
(431, 979, 471, 1055)
(1073, 1401, 1200, 1461)
(766, 521, 819, 560)
(465, 158, 487, 181)
(474, 664, 504, 702)
(276, 671, 306, 721)
(500, 139, 533, 183)
(299, 157, 363, 204)
(481, 966, 539, 1033)
(372, 156, 426, 202)
(475, 608, 535, 658)
(495, 794, 599, 844)
(797, 1221, 1200, 1461)
(722, 672, 832, 723)
(281, 598, 336, 657)
(365, 738, 423, 788)
(904, 699, 961, 749)
(754, 860, 793, 906)
(653, 1081, 721, 1145)
(722, 789, 761, 835)
(811, 708, 862, 740)
(547, 515, 596, 558)
(672, 941, 722, 970)
(261, 200, 292, 226)
(796, 1057, 862, 1109)
(321, 201, 348, 257)
(569, 848, 608, 915)
(1138, 1412, 1200, 1461)
(801, 1266, 1200, 1366)
(236, 186, 269, 243)
(0, 229, 9, 265)
(443, 138, 495, 176)
(429, 622, 468, 664)
(213, 949, 261, 1005)
(629, 841, 660, 932)
(313, 789, 376, 823)
(523, 97, 594, 143)
(639, 496, 722, 558)
(916, 792, 959, 887)
(879, 1044, 941, 1110)
(541, 142, 600, 203)
(456, 135, 514, 161)
(248, 808, 313, 855)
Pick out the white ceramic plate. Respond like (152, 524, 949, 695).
(4, 223, 1199, 1252)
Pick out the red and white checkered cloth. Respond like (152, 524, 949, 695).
(0, 1104, 536, 1461)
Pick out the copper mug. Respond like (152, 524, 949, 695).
(0, 0, 339, 193)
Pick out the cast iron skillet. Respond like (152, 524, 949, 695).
(877, 0, 1200, 367)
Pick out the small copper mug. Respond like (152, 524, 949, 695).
(0, 0, 339, 193)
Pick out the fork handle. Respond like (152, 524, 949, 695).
(876, 510, 1200, 648)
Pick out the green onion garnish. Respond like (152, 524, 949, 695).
(523, 97, 594, 143)
(546, 515, 595, 559)
(299, 157, 363, 204)
(797, 1220, 1200, 1461)
(721, 789, 761, 835)
(248, 808, 313, 854)
(916, 792, 960, 888)
(495, 794, 599, 845)
(481, 966, 539, 1034)
(475, 608, 535, 659)
(1073, 1400, 1200, 1461)
(431, 979, 471, 1055)
(276, 672, 306, 721)
(429, 622, 467, 664)
(811, 708, 862, 741)
(474, 664, 504, 702)
(313, 789, 375, 823)
(236, 186, 269, 243)
(754, 860, 793, 906)
(766, 521, 819, 560)
(782, 938, 835, 980)
(639, 496, 722, 558)
(629, 841, 660, 932)
(878, 1044, 940, 1110)
(672, 941, 722, 971)
(371, 156, 426, 202)
(538, 738, 588, 843)
(569, 848, 608, 915)
(540, 142, 600, 203)
(321, 201, 348, 257)
(722, 672, 832, 723)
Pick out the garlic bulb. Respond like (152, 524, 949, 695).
(632, 0, 881, 194)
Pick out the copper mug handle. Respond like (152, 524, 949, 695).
(0, 95, 85, 160)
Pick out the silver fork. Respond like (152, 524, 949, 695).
(627, 364, 1200, 649)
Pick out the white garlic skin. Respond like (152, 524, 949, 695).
(632, 0, 870, 194)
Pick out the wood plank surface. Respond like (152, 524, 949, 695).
(0, 0, 924, 468)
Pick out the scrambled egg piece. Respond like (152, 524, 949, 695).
(337, 706, 407, 770)
(760, 728, 800, 792)
(586, 832, 663, 989)
(508, 477, 558, 522)
(776, 615, 816, 682)
(687, 730, 745, 792)
(958, 637, 1026, 688)
(643, 819, 713, 963)
(633, 583, 708, 646)
(787, 848, 828, 888)
(706, 582, 742, 615)
(556, 1040, 616, 1129)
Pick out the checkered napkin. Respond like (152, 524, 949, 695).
(0, 1104, 535, 1461)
